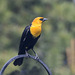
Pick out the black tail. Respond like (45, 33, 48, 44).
(13, 49, 25, 66)
(13, 57, 24, 66)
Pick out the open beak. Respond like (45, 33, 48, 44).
(43, 18, 48, 22)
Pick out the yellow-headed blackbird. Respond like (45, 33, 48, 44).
(13, 17, 47, 66)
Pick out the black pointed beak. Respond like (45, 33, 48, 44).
(43, 18, 48, 22)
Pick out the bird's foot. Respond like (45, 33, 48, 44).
(35, 54, 39, 60)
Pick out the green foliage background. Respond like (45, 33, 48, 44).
(0, 0, 75, 75)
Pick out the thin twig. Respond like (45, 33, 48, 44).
(0, 54, 52, 75)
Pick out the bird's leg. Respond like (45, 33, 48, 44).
(25, 51, 29, 56)
(32, 49, 39, 59)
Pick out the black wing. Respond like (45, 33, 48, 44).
(13, 25, 32, 66)
(19, 25, 31, 51)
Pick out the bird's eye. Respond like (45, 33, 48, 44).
(40, 18, 43, 21)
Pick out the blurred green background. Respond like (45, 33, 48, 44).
(0, 0, 75, 75)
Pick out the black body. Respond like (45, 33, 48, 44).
(13, 25, 40, 66)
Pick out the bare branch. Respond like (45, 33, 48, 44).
(0, 54, 52, 75)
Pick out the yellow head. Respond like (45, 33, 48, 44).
(32, 17, 48, 26)
(30, 17, 47, 37)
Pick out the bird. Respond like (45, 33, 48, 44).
(13, 17, 48, 66)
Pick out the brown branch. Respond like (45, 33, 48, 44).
(0, 54, 52, 75)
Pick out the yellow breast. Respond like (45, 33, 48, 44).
(30, 26, 41, 38)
